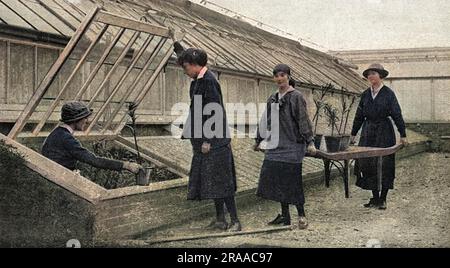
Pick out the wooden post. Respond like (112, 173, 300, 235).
(344, 159, 350, 198)
(377, 156, 383, 192)
(7, 6, 100, 140)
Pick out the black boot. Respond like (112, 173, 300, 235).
(378, 200, 387, 210)
(228, 220, 242, 232)
(378, 188, 388, 210)
(207, 199, 228, 230)
(364, 198, 380, 208)
(364, 191, 380, 208)
(268, 214, 291, 226)
(206, 220, 228, 230)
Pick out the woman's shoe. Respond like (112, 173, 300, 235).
(206, 220, 228, 231)
(378, 200, 387, 210)
(364, 198, 380, 208)
(298, 217, 309, 230)
(268, 214, 291, 226)
(228, 221, 242, 232)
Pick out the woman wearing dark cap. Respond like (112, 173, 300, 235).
(350, 63, 409, 210)
(254, 64, 316, 229)
(42, 101, 142, 174)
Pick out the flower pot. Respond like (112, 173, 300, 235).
(339, 135, 351, 151)
(314, 134, 323, 150)
(324, 136, 341, 153)
(136, 167, 152, 186)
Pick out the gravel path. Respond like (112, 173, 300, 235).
(143, 153, 450, 248)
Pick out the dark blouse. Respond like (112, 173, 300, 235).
(256, 89, 314, 163)
(42, 127, 124, 171)
(351, 85, 407, 139)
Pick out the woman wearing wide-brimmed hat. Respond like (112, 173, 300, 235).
(350, 63, 409, 210)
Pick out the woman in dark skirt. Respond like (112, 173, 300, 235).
(170, 32, 241, 232)
(254, 64, 316, 229)
(350, 63, 409, 210)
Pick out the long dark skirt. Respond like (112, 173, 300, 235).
(188, 144, 237, 200)
(354, 119, 397, 191)
(257, 160, 305, 206)
(355, 154, 396, 190)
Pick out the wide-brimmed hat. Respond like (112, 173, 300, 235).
(60, 101, 93, 124)
(363, 63, 389, 79)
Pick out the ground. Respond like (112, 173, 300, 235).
(139, 153, 450, 248)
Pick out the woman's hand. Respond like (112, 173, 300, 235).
(400, 137, 409, 147)
(123, 162, 142, 174)
(307, 142, 317, 156)
(350, 136, 357, 145)
(168, 27, 184, 43)
(201, 142, 211, 154)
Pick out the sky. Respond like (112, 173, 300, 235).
(201, 0, 450, 51)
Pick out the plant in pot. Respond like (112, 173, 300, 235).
(311, 83, 333, 149)
(336, 89, 357, 151)
(323, 103, 342, 153)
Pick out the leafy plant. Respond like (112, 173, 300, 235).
(337, 88, 356, 135)
(312, 83, 334, 135)
(323, 103, 340, 136)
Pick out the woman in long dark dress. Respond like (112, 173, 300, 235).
(170, 31, 241, 232)
(254, 64, 316, 229)
(350, 63, 409, 210)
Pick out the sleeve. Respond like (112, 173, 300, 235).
(389, 92, 407, 138)
(292, 93, 314, 145)
(173, 41, 185, 59)
(202, 79, 222, 144)
(255, 103, 268, 145)
(351, 95, 365, 136)
(63, 136, 124, 171)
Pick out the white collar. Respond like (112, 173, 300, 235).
(371, 83, 384, 93)
(278, 86, 295, 99)
(371, 84, 383, 99)
(197, 66, 208, 79)
(61, 124, 74, 135)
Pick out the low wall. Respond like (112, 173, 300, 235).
(406, 123, 450, 152)
(0, 140, 96, 247)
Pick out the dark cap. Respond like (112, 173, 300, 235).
(60, 101, 93, 124)
(273, 64, 291, 76)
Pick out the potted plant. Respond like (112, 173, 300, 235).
(323, 103, 342, 152)
(337, 91, 357, 151)
(311, 83, 333, 149)
(323, 91, 357, 153)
